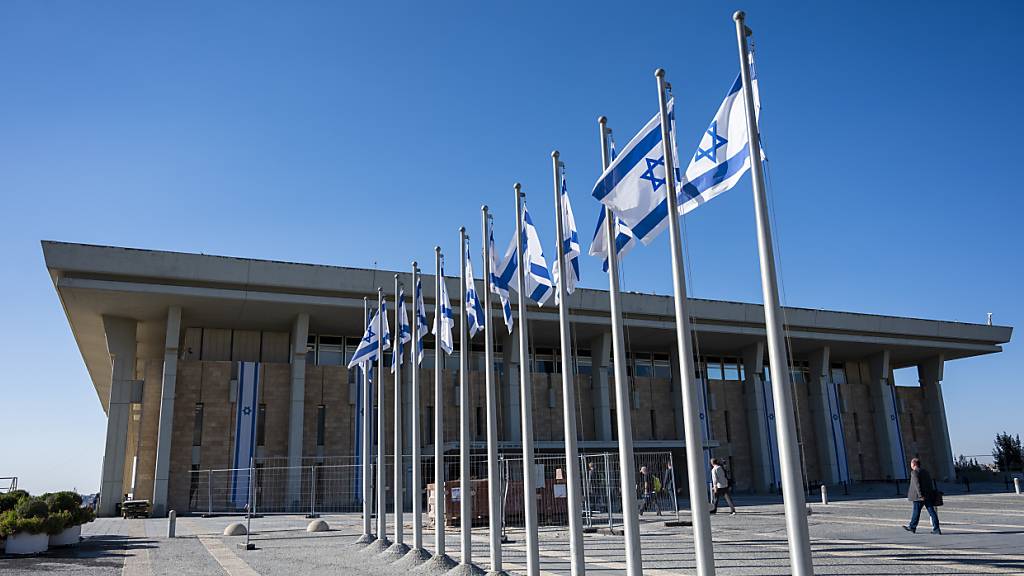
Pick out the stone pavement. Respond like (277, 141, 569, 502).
(2, 490, 1022, 575)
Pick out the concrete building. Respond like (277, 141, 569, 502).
(43, 241, 1012, 517)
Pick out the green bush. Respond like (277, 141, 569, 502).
(15, 497, 49, 519)
(0, 491, 94, 536)
(0, 509, 48, 536)
(0, 490, 29, 514)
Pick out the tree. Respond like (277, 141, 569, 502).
(992, 432, 1023, 472)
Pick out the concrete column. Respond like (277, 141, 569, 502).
(668, 347, 685, 441)
(501, 330, 522, 443)
(868, 350, 906, 480)
(151, 306, 181, 517)
(99, 316, 137, 517)
(288, 313, 310, 504)
(918, 355, 955, 481)
(807, 347, 840, 485)
(590, 332, 613, 442)
(742, 342, 771, 493)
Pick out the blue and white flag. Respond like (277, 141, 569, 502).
(231, 361, 260, 507)
(591, 99, 681, 246)
(488, 228, 514, 334)
(433, 265, 455, 355)
(493, 206, 553, 307)
(464, 245, 485, 338)
(391, 288, 411, 373)
(677, 68, 762, 215)
(415, 277, 429, 365)
(588, 207, 638, 272)
(347, 303, 391, 369)
(552, 175, 581, 303)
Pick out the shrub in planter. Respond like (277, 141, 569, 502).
(0, 490, 29, 514)
(43, 492, 93, 546)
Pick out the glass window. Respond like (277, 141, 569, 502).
(306, 334, 317, 364)
(192, 403, 204, 447)
(316, 405, 326, 447)
(576, 355, 593, 376)
(318, 335, 344, 366)
(422, 343, 436, 369)
(830, 365, 847, 386)
(633, 354, 653, 378)
(723, 358, 741, 381)
(706, 357, 724, 380)
(534, 348, 554, 373)
(256, 404, 266, 447)
(653, 354, 671, 379)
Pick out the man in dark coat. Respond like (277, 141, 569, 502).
(903, 457, 941, 534)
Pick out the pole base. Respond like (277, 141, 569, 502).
(362, 537, 392, 554)
(446, 562, 485, 576)
(416, 553, 457, 574)
(356, 533, 377, 545)
(236, 542, 256, 551)
(664, 520, 691, 527)
(381, 542, 411, 560)
(394, 547, 432, 568)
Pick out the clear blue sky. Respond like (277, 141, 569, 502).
(0, 1, 1019, 494)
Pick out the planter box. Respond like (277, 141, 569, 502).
(49, 524, 82, 547)
(5, 532, 48, 555)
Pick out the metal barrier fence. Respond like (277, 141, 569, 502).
(185, 451, 678, 530)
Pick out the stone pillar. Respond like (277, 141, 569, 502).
(868, 350, 906, 480)
(742, 342, 771, 493)
(99, 316, 137, 517)
(288, 313, 310, 504)
(807, 347, 840, 485)
(151, 306, 181, 517)
(590, 333, 613, 442)
(668, 347, 685, 442)
(501, 330, 522, 443)
(918, 355, 955, 481)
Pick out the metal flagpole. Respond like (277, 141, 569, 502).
(458, 227, 476, 570)
(733, 11, 813, 575)
(411, 262, 426, 555)
(430, 247, 455, 569)
(393, 274, 408, 554)
(597, 117, 642, 576)
(377, 287, 391, 548)
(481, 206, 506, 576)
(655, 68, 716, 576)
(514, 183, 541, 576)
(550, 151, 585, 576)
(359, 296, 375, 543)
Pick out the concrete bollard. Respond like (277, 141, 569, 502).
(1015, 477, 1021, 495)
(167, 510, 176, 538)
(820, 484, 829, 505)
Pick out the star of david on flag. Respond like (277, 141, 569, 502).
(391, 287, 411, 373)
(589, 136, 639, 271)
(414, 276, 429, 365)
(488, 228, 514, 334)
(433, 264, 455, 355)
(464, 243, 485, 338)
(552, 174, 581, 304)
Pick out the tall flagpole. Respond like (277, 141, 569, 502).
(392, 274, 408, 554)
(430, 247, 455, 570)
(514, 183, 541, 576)
(411, 262, 427, 557)
(733, 11, 813, 575)
(457, 227, 476, 571)
(655, 68, 716, 576)
(597, 117, 642, 576)
(481, 206, 505, 576)
(359, 296, 375, 544)
(377, 287, 391, 547)
(550, 151, 585, 576)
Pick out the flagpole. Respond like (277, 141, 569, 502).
(411, 262, 426, 557)
(481, 205, 505, 576)
(430, 246, 455, 569)
(597, 116, 643, 576)
(457, 226, 476, 571)
(655, 68, 716, 576)
(551, 151, 585, 576)
(377, 287, 391, 548)
(392, 274, 408, 554)
(359, 296, 375, 544)
(733, 11, 813, 575)
(514, 183, 541, 576)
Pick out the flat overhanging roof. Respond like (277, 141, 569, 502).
(42, 241, 1013, 413)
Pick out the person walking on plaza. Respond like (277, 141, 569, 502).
(586, 461, 605, 513)
(904, 457, 942, 534)
(637, 465, 662, 516)
(709, 458, 736, 515)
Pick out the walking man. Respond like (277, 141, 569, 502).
(904, 457, 941, 534)
(709, 458, 736, 515)
(637, 465, 662, 516)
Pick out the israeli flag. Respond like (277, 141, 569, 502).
(591, 99, 681, 246)
(552, 176, 581, 304)
(231, 361, 260, 508)
(391, 288, 411, 373)
(493, 203, 554, 307)
(677, 69, 762, 215)
(415, 277, 429, 365)
(464, 245, 485, 338)
(433, 265, 455, 355)
(488, 228, 514, 334)
(589, 137, 639, 271)
(347, 303, 391, 369)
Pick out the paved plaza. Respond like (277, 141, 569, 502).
(3, 487, 1022, 575)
